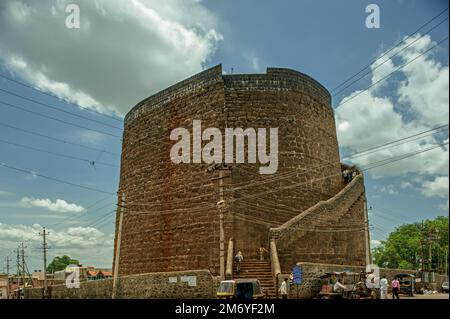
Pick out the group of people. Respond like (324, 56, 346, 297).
(234, 247, 404, 300)
(234, 246, 269, 273)
(380, 276, 401, 299)
(342, 166, 357, 184)
(334, 275, 401, 299)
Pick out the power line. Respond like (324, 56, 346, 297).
(0, 88, 123, 130)
(343, 124, 449, 159)
(332, 15, 449, 98)
(361, 142, 448, 171)
(334, 35, 449, 109)
(0, 138, 118, 168)
(0, 100, 122, 138)
(0, 121, 119, 156)
(330, 6, 449, 93)
(0, 162, 115, 195)
(123, 141, 448, 212)
(0, 72, 123, 122)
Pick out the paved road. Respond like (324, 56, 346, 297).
(387, 293, 449, 299)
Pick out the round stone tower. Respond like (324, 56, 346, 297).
(113, 65, 368, 276)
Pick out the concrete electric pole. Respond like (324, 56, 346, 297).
(16, 247, 20, 290)
(5, 256, 11, 299)
(20, 243, 26, 287)
(112, 192, 125, 299)
(39, 227, 49, 298)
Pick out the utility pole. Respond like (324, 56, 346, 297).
(208, 162, 232, 279)
(20, 243, 26, 288)
(420, 222, 426, 274)
(39, 227, 49, 299)
(5, 256, 11, 299)
(445, 249, 448, 277)
(112, 192, 125, 299)
(16, 247, 21, 291)
(363, 200, 371, 265)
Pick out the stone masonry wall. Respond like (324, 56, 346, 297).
(24, 270, 217, 299)
(115, 66, 226, 276)
(223, 68, 344, 260)
(270, 172, 368, 271)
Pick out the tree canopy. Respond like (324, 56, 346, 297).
(47, 255, 80, 273)
(373, 216, 449, 273)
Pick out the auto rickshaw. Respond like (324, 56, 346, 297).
(394, 273, 415, 297)
(217, 278, 265, 299)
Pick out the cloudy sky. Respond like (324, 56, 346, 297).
(0, 0, 448, 271)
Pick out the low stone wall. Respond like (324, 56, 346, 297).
(25, 269, 217, 299)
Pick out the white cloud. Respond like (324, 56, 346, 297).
(421, 176, 449, 198)
(379, 184, 398, 195)
(336, 34, 449, 181)
(0, 222, 113, 268)
(245, 51, 262, 72)
(400, 181, 414, 189)
(76, 130, 106, 145)
(0, 0, 223, 115)
(370, 239, 381, 247)
(21, 197, 85, 213)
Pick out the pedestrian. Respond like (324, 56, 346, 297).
(234, 251, 243, 273)
(279, 278, 289, 299)
(392, 277, 400, 299)
(342, 169, 350, 183)
(333, 278, 347, 293)
(259, 246, 268, 261)
(380, 276, 388, 299)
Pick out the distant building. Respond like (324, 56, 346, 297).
(0, 274, 8, 299)
(53, 266, 112, 283)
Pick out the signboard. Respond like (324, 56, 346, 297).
(168, 277, 177, 283)
(181, 275, 197, 287)
(292, 266, 302, 285)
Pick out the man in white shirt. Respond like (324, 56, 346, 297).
(380, 276, 388, 299)
(279, 278, 289, 299)
(333, 279, 347, 293)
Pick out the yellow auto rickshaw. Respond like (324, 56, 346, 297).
(217, 278, 265, 299)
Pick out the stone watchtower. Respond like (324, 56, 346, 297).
(113, 65, 370, 277)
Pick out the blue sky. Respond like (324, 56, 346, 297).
(0, 0, 448, 270)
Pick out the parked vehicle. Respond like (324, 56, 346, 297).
(394, 273, 415, 297)
(217, 279, 265, 299)
(442, 282, 449, 293)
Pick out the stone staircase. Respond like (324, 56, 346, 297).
(233, 259, 277, 299)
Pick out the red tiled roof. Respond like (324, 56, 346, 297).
(87, 270, 98, 276)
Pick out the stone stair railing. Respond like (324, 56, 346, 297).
(225, 238, 234, 279)
(270, 239, 281, 298)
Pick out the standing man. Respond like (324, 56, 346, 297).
(234, 251, 243, 273)
(392, 277, 400, 299)
(380, 276, 388, 299)
(279, 278, 289, 299)
(259, 246, 268, 261)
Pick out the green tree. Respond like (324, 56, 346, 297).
(373, 216, 449, 273)
(47, 255, 80, 273)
